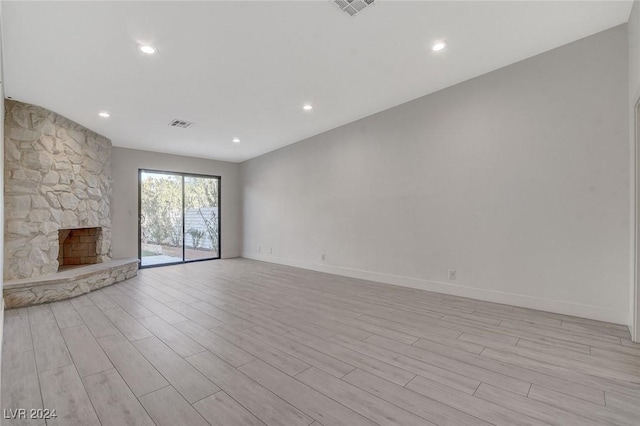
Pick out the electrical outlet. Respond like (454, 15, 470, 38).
(258, 245, 261, 253)
(321, 253, 326, 262)
(269, 248, 273, 254)
(448, 269, 456, 280)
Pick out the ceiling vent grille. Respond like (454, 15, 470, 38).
(168, 119, 194, 129)
(334, 0, 375, 17)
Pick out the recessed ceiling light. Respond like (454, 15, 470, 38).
(98, 112, 110, 118)
(139, 45, 157, 54)
(232, 138, 240, 143)
(432, 41, 447, 52)
(303, 104, 313, 111)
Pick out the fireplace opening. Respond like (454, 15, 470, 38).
(58, 227, 102, 271)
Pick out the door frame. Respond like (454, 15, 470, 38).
(137, 168, 222, 269)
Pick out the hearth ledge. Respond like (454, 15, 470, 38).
(3, 258, 139, 308)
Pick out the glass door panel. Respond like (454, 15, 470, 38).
(139, 171, 184, 267)
(139, 170, 220, 268)
(184, 176, 220, 261)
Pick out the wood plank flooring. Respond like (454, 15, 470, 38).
(3, 258, 640, 425)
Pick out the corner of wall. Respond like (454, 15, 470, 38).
(1, 0, 6, 403)
(629, 0, 640, 342)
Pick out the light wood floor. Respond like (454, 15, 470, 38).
(3, 258, 640, 426)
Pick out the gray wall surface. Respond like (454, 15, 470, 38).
(240, 25, 630, 323)
(111, 147, 241, 260)
(631, 1, 640, 106)
(628, 0, 640, 337)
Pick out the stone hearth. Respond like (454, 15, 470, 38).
(3, 258, 138, 308)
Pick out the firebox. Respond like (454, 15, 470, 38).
(58, 227, 102, 270)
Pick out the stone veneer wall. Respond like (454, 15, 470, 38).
(4, 100, 112, 280)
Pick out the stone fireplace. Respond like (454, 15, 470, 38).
(58, 227, 101, 269)
(4, 99, 112, 279)
(3, 100, 138, 308)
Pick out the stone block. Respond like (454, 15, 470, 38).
(81, 171, 98, 188)
(6, 140, 21, 161)
(67, 154, 84, 164)
(87, 187, 102, 200)
(12, 169, 41, 182)
(8, 179, 39, 195)
(50, 208, 64, 224)
(49, 243, 59, 261)
(45, 191, 62, 208)
(61, 210, 78, 228)
(11, 107, 31, 128)
(88, 211, 99, 225)
(6, 237, 28, 252)
(6, 194, 32, 209)
(42, 170, 59, 184)
(56, 127, 68, 139)
(98, 239, 111, 255)
(53, 161, 72, 171)
(73, 188, 89, 200)
(41, 262, 59, 275)
(38, 135, 56, 152)
(23, 151, 54, 170)
(83, 158, 102, 174)
(58, 193, 80, 210)
(41, 121, 56, 137)
(40, 221, 59, 234)
(28, 248, 49, 266)
(8, 127, 40, 142)
(30, 235, 50, 251)
(7, 221, 39, 236)
(28, 209, 52, 223)
(31, 195, 50, 208)
(66, 130, 86, 148)
(58, 171, 73, 185)
(98, 201, 110, 217)
(12, 250, 29, 259)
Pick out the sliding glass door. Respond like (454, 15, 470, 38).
(139, 170, 220, 268)
(184, 175, 220, 261)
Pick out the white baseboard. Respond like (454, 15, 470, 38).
(242, 253, 627, 325)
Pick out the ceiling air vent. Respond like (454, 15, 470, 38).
(334, 0, 375, 17)
(168, 119, 194, 129)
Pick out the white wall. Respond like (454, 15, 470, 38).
(0, 0, 5, 401)
(111, 147, 241, 260)
(241, 25, 630, 324)
(629, 0, 640, 339)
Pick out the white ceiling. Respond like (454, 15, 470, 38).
(3, 1, 633, 163)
